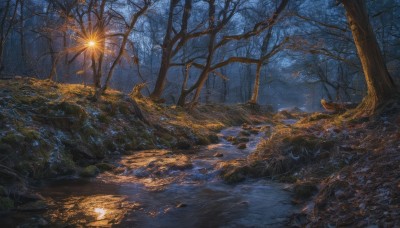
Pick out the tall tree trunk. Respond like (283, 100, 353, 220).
(343, 0, 397, 115)
(150, 0, 179, 100)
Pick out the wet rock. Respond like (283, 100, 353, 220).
(242, 123, 251, 130)
(237, 143, 247, 149)
(64, 141, 95, 160)
(80, 165, 100, 177)
(175, 139, 192, 150)
(198, 168, 208, 174)
(239, 131, 251, 137)
(225, 136, 236, 142)
(214, 152, 224, 157)
(249, 129, 260, 134)
(292, 182, 318, 200)
(236, 137, 249, 143)
(17, 200, 48, 211)
(176, 203, 187, 208)
(239, 201, 249, 206)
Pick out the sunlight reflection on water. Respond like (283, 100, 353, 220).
(94, 208, 107, 220)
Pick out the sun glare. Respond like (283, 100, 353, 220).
(87, 40, 96, 48)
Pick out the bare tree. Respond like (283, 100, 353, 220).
(342, 0, 398, 116)
(0, 0, 20, 74)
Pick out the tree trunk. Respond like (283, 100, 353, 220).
(343, 0, 397, 115)
(151, 51, 171, 100)
(150, 0, 179, 100)
(249, 62, 262, 104)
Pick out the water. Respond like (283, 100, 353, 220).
(2, 126, 297, 227)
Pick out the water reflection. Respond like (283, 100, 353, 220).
(46, 194, 140, 226)
(94, 208, 107, 220)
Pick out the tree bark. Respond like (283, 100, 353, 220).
(342, 0, 397, 115)
(249, 62, 262, 104)
(150, 0, 179, 100)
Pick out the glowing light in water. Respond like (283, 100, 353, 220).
(94, 207, 107, 220)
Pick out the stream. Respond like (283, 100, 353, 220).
(2, 126, 297, 227)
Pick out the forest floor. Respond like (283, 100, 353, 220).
(223, 103, 400, 226)
(1, 77, 399, 227)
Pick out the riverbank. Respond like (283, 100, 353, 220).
(1, 125, 297, 227)
(223, 104, 400, 226)
(0, 77, 271, 212)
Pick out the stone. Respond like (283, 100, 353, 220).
(214, 152, 224, 157)
(176, 203, 187, 208)
(237, 143, 247, 149)
(175, 140, 192, 150)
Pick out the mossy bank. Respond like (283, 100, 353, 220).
(0, 77, 269, 210)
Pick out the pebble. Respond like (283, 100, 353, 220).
(214, 152, 223, 157)
(176, 203, 187, 208)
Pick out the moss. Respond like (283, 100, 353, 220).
(124, 141, 137, 151)
(158, 138, 172, 148)
(95, 163, 115, 172)
(104, 139, 117, 152)
(80, 125, 98, 139)
(19, 128, 40, 141)
(14, 94, 46, 105)
(207, 134, 219, 143)
(80, 165, 100, 177)
(45, 91, 60, 99)
(101, 101, 118, 116)
(114, 133, 127, 144)
(56, 102, 87, 119)
(118, 103, 132, 115)
(1, 132, 24, 146)
(0, 197, 14, 211)
(97, 113, 111, 123)
(51, 152, 76, 176)
(196, 136, 210, 145)
(308, 113, 332, 121)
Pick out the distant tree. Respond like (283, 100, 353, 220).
(342, 0, 398, 116)
(176, 0, 289, 107)
(0, 0, 20, 74)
